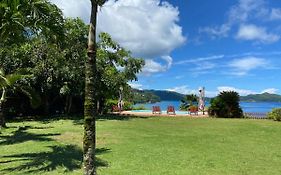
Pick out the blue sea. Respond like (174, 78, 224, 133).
(134, 101, 281, 113)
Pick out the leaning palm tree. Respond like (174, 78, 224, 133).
(0, 69, 40, 128)
(83, 1, 106, 175)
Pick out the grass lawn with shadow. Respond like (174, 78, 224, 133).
(1, 116, 281, 174)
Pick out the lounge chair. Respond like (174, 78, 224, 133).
(189, 106, 198, 115)
(152, 106, 162, 114)
(112, 105, 119, 112)
(167, 106, 176, 115)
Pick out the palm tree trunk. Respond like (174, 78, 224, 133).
(0, 88, 7, 128)
(0, 102, 6, 128)
(83, 1, 98, 175)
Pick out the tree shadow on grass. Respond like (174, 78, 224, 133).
(0, 145, 110, 173)
(0, 126, 59, 146)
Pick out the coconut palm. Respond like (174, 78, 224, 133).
(83, 1, 106, 175)
(0, 69, 40, 128)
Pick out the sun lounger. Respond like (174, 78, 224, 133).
(189, 106, 198, 115)
(152, 106, 162, 114)
(112, 105, 119, 112)
(167, 106, 176, 115)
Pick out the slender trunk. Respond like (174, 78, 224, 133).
(0, 88, 7, 128)
(67, 95, 73, 114)
(43, 94, 49, 115)
(83, 1, 98, 175)
(98, 97, 105, 115)
(0, 102, 6, 128)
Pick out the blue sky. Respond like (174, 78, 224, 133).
(51, 0, 281, 96)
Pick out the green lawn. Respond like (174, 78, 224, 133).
(1, 116, 281, 175)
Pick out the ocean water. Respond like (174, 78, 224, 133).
(134, 101, 281, 113)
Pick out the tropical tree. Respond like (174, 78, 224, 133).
(0, 0, 64, 45)
(83, 1, 106, 175)
(96, 32, 144, 113)
(180, 94, 198, 111)
(0, 69, 40, 128)
(208, 91, 243, 118)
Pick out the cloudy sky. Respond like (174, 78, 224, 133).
(50, 0, 281, 97)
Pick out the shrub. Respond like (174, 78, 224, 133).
(180, 94, 198, 111)
(104, 99, 133, 112)
(208, 91, 243, 118)
(267, 108, 281, 121)
(132, 105, 147, 110)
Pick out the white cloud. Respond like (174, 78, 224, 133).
(228, 0, 265, 23)
(128, 82, 143, 90)
(51, 0, 186, 75)
(97, 0, 185, 59)
(141, 56, 173, 75)
(199, 0, 280, 42)
(270, 8, 281, 20)
(228, 57, 269, 76)
(161, 56, 173, 70)
(236, 24, 280, 43)
(166, 85, 217, 97)
(174, 55, 224, 65)
(261, 88, 279, 94)
(199, 24, 231, 38)
(218, 86, 256, 96)
(50, 0, 90, 22)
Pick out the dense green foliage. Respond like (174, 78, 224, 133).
(267, 108, 281, 121)
(0, 16, 144, 118)
(208, 91, 243, 118)
(1, 117, 281, 174)
(180, 94, 198, 111)
(0, 0, 64, 45)
(240, 93, 281, 102)
(0, 69, 41, 127)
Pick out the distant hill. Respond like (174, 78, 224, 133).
(240, 93, 281, 102)
(132, 89, 161, 103)
(131, 89, 184, 103)
(146, 90, 185, 101)
(131, 90, 281, 103)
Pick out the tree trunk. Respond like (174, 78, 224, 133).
(83, 1, 98, 175)
(0, 88, 7, 128)
(0, 102, 6, 128)
(43, 94, 49, 116)
(64, 95, 73, 114)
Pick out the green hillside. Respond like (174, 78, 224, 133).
(240, 93, 281, 102)
(131, 89, 184, 103)
(147, 90, 185, 101)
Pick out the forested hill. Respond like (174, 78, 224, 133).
(240, 93, 281, 102)
(147, 90, 185, 101)
(132, 89, 184, 103)
(132, 90, 281, 104)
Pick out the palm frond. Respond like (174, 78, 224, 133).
(20, 86, 41, 109)
(5, 74, 32, 86)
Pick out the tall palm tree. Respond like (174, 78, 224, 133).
(83, 1, 105, 175)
